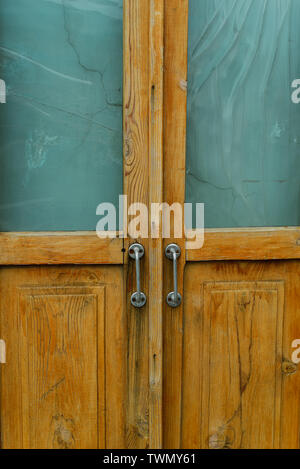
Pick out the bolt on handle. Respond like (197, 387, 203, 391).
(129, 243, 147, 308)
(165, 243, 182, 307)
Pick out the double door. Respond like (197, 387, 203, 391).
(1, 0, 300, 449)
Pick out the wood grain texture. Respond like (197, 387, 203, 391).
(123, 0, 150, 449)
(0, 232, 124, 265)
(148, 0, 164, 449)
(164, 1, 300, 451)
(163, 0, 189, 449)
(182, 261, 300, 449)
(123, 0, 165, 449)
(0, 266, 126, 449)
(19, 286, 105, 449)
(186, 227, 300, 262)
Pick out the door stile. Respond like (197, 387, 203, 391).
(123, 0, 150, 449)
(123, 0, 164, 449)
(163, 0, 189, 449)
(148, 0, 164, 450)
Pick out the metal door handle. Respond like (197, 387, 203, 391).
(165, 243, 182, 307)
(129, 243, 147, 308)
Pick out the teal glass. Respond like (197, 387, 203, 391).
(186, 0, 300, 228)
(0, 0, 123, 231)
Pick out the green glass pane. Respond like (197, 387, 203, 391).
(0, 0, 123, 231)
(186, 0, 300, 228)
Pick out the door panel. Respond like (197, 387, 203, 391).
(0, 0, 123, 231)
(186, 0, 300, 228)
(0, 265, 126, 449)
(182, 261, 300, 449)
(164, 0, 300, 451)
(0, 0, 165, 450)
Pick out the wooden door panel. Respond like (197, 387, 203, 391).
(0, 265, 126, 449)
(181, 261, 300, 449)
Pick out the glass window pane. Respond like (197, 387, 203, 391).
(186, 0, 300, 228)
(0, 0, 123, 231)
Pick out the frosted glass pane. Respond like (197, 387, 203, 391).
(0, 0, 122, 231)
(186, 0, 300, 228)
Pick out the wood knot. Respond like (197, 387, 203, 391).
(50, 414, 75, 449)
(124, 135, 133, 160)
(208, 425, 236, 449)
(282, 360, 298, 376)
(208, 432, 227, 449)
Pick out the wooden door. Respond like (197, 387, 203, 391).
(163, 0, 300, 450)
(0, 0, 164, 449)
(2, 0, 299, 451)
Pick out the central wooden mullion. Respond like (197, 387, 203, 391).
(124, 0, 164, 449)
(163, 0, 189, 449)
(148, 0, 164, 450)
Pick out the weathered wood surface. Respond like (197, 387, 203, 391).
(0, 266, 126, 449)
(163, 0, 189, 449)
(0, 232, 124, 265)
(186, 227, 300, 262)
(182, 261, 300, 449)
(148, 0, 164, 450)
(123, 0, 165, 449)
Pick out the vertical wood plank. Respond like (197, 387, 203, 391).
(148, 0, 164, 450)
(123, 0, 150, 449)
(123, 0, 165, 448)
(163, 0, 189, 449)
(105, 269, 127, 449)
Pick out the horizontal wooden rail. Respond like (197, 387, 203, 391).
(3, 227, 299, 264)
(0, 232, 124, 265)
(186, 227, 300, 262)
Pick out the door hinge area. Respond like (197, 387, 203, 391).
(0, 339, 6, 364)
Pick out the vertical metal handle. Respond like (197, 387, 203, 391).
(129, 243, 147, 308)
(165, 243, 182, 307)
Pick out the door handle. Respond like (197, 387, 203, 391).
(165, 243, 182, 307)
(129, 243, 147, 308)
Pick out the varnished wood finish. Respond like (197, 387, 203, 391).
(186, 227, 300, 262)
(3, 0, 300, 451)
(182, 261, 300, 449)
(123, 0, 150, 449)
(148, 0, 164, 449)
(0, 266, 126, 449)
(123, 0, 165, 448)
(0, 0, 166, 450)
(0, 232, 124, 265)
(161, 0, 300, 450)
(163, 0, 189, 449)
